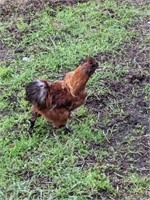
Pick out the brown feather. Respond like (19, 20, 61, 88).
(25, 58, 98, 128)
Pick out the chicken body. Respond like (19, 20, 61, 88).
(25, 58, 98, 130)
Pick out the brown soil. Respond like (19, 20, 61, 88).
(85, 14, 150, 200)
(0, 0, 89, 20)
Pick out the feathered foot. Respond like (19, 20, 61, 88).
(28, 112, 41, 135)
(64, 125, 73, 134)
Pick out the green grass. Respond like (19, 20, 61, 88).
(129, 173, 150, 194)
(0, 0, 149, 199)
(1, 1, 139, 69)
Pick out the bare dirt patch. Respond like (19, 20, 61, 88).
(0, 0, 89, 20)
(85, 15, 150, 199)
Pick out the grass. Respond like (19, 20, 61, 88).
(0, 0, 149, 199)
(129, 173, 150, 193)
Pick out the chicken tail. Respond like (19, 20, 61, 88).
(82, 57, 98, 76)
(25, 80, 51, 109)
(65, 57, 98, 95)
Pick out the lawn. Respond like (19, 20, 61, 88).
(0, 0, 149, 199)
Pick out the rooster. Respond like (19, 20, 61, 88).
(25, 57, 98, 132)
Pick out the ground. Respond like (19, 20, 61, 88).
(0, 0, 149, 199)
